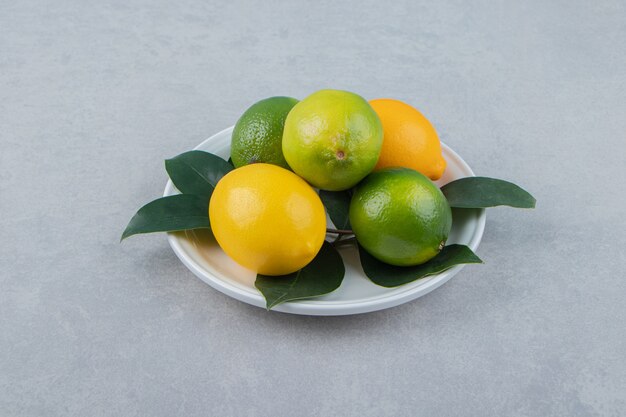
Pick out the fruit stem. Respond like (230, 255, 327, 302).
(332, 236, 357, 247)
(326, 228, 354, 235)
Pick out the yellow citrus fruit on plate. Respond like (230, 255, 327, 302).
(208, 163, 326, 276)
(369, 98, 446, 180)
(349, 167, 452, 266)
(282, 89, 383, 191)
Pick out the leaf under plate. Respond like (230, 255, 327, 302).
(358, 243, 482, 287)
(441, 177, 536, 209)
(165, 150, 233, 197)
(319, 189, 352, 230)
(121, 194, 211, 240)
(255, 241, 345, 310)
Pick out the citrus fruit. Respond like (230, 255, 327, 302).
(208, 163, 326, 276)
(369, 98, 446, 180)
(349, 167, 452, 266)
(282, 89, 383, 191)
(231, 96, 299, 169)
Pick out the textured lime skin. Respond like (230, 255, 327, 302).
(231, 96, 299, 169)
(282, 90, 383, 191)
(349, 168, 452, 266)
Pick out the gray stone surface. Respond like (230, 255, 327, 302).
(1, 0, 625, 415)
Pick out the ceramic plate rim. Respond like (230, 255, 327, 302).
(164, 126, 486, 316)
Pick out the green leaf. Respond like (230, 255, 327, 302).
(165, 150, 233, 197)
(121, 194, 211, 240)
(358, 244, 482, 287)
(227, 157, 234, 167)
(255, 241, 345, 310)
(441, 177, 536, 209)
(319, 189, 352, 230)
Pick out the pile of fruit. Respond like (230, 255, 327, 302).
(123, 89, 535, 309)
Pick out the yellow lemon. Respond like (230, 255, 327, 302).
(208, 163, 326, 276)
(369, 98, 446, 180)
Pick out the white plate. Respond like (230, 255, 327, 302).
(164, 127, 485, 316)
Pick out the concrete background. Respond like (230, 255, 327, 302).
(1, 1, 625, 416)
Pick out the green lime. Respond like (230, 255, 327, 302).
(231, 96, 299, 169)
(349, 168, 452, 266)
(282, 89, 382, 191)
